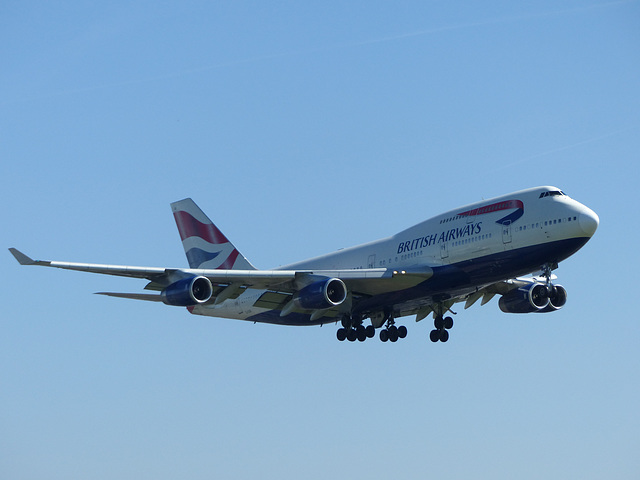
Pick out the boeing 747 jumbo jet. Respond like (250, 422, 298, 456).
(10, 186, 598, 343)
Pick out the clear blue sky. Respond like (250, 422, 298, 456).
(2, 1, 639, 478)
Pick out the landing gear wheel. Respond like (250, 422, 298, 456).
(347, 328, 357, 342)
(388, 328, 398, 342)
(365, 325, 375, 338)
(356, 325, 367, 342)
(432, 308, 455, 343)
(336, 328, 347, 341)
(380, 329, 389, 342)
(397, 325, 407, 339)
(387, 325, 398, 342)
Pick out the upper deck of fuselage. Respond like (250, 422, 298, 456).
(277, 187, 597, 271)
(391, 185, 598, 276)
(403, 186, 566, 233)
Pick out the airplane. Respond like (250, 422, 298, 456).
(9, 186, 598, 343)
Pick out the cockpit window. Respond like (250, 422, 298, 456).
(539, 190, 565, 199)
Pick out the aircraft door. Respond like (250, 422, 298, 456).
(502, 221, 512, 244)
(367, 254, 376, 268)
(440, 242, 449, 260)
(466, 211, 476, 224)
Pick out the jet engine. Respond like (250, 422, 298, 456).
(293, 278, 348, 310)
(499, 283, 569, 314)
(162, 276, 213, 306)
(498, 283, 551, 314)
(539, 284, 567, 312)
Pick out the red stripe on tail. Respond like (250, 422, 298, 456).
(173, 211, 230, 244)
(218, 249, 241, 270)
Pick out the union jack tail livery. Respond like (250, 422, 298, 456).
(171, 198, 255, 270)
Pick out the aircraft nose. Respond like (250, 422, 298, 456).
(579, 207, 599, 237)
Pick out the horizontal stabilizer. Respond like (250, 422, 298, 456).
(96, 292, 164, 302)
(9, 248, 37, 265)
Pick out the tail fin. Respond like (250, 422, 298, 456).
(171, 198, 256, 270)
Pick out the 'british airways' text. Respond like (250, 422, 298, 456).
(397, 222, 483, 254)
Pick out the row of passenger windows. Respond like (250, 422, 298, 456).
(440, 215, 463, 224)
(452, 233, 493, 247)
(379, 250, 425, 266)
(382, 215, 579, 265)
(517, 216, 578, 231)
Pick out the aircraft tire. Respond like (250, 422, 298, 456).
(380, 329, 389, 342)
(397, 325, 407, 338)
(356, 325, 367, 342)
(430, 330, 440, 342)
(444, 317, 454, 329)
(365, 325, 375, 338)
(388, 328, 399, 342)
(347, 329, 357, 342)
(439, 329, 449, 342)
(336, 328, 347, 341)
(434, 316, 444, 329)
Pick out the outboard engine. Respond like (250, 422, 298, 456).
(162, 276, 213, 306)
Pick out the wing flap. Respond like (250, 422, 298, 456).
(254, 291, 292, 309)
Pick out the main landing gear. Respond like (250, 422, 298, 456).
(336, 313, 407, 343)
(336, 315, 376, 342)
(379, 315, 407, 343)
(336, 323, 375, 342)
(429, 315, 454, 343)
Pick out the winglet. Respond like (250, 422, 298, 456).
(9, 248, 36, 265)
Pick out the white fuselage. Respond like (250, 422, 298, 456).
(191, 186, 598, 324)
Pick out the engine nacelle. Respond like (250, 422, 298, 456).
(538, 284, 568, 312)
(294, 278, 348, 310)
(499, 283, 550, 314)
(162, 276, 213, 306)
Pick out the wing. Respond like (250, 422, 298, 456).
(8, 248, 433, 305)
(408, 274, 558, 323)
(9, 247, 295, 293)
